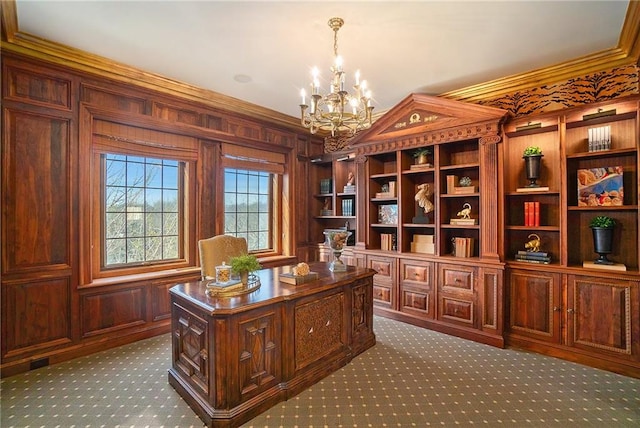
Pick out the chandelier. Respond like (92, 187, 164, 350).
(299, 17, 374, 136)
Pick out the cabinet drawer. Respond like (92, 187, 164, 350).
(370, 259, 392, 278)
(400, 285, 433, 318)
(373, 283, 392, 306)
(440, 264, 475, 293)
(401, 261, 432, 285)
(440, 296, 474, 325)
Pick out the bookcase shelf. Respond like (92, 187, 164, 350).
(309, 151, 358, 249)
(502, 96, 640, 377)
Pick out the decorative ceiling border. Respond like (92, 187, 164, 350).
(442, 1, 640, 103)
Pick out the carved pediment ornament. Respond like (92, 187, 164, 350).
(355, 120, 502, 156)
(394, 111, 441, 130)
(479, 134, 502, 145)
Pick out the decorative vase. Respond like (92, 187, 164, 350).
(323, 230, 353, 272)
(523, 154, 543, 187)
(416, 154, 428, 165)
(240, 271, 249, 285)
(591, 227, 614, 264)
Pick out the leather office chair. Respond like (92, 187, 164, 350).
(198, 235, 248, 280)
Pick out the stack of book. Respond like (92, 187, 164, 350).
(380, 233, 396, 251)
(524, 201, 540, 226)
(411, 234, 435, 254)
(319, 178, 332, 194)
(375, 181, 396, 198)
(410, 163, 432, 170)
(343, 184, 356, 194)
(587, 125, 611, 152)
(453, 237, 474, 258)
(341, 199, 354, 216)
(515, 250, 551, 264)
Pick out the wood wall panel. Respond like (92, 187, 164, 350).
(2, 277, 71, 358)
(2, 109, 71, 274)
(80, 287, 146, 338)
(151, 281, 173, 322)
(3, 64, 71, 110)
(152, 102, 203, 126)
(81, 84, 147, 114)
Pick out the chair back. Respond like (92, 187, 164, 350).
(198, 235, 248, 280)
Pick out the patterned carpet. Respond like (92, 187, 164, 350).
(1, 316, 639, 427)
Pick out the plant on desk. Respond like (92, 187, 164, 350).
(230, 254, 262, 284)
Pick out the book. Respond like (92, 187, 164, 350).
(514, 257, 550, 265)
(446, 175, 457, 194)
(533, 201, 540, 227)
(410, 163, 432, 170)
(516, 254, 551, 262)
(279, 271, 319, 285)
(320, 178, 332, 194)
(582, 261, 627, 271)
(517, 250, 549, 257)
(343, 184, 356, 194)
(450, 218, 477, 225)
(453, 186, 476, 194)
(516, 186, 550, 192)
(453, 237, 474, 257)
(524, 201, 531, 226)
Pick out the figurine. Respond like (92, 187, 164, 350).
(457, 202, 472, 219)
(414, 183, 434, 214)
(346, 171, 355, 186)
(525, 233, 541, 252)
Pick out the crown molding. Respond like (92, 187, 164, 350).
(442, 1, 640, 102)
(2, 0, 638, 118)
(0, 2, 303, 132)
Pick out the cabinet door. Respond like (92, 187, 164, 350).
(399, 259, 434, 319)
(567, 275, 639, 360)
(507, 269, 561, 343)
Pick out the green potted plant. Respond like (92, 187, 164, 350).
(412, 147, 432, 165)
(229, 254, 262, 284)
(522, 146, 544, 187)
(589, 215, 616, 265)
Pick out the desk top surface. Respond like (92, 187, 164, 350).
(169, 262, 375, 314)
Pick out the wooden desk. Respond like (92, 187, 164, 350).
(168, 263, 376, 427)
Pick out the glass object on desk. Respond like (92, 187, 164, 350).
(323, 229, 352, 272)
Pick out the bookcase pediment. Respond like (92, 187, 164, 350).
(350, 93, 508, 146)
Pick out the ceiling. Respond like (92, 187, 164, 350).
(12, 1, 632, 119)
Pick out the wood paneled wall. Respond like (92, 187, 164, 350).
(1, 52, 323, 377)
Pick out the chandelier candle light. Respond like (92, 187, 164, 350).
(300, 17, 374, 136)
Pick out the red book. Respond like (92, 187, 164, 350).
(534, 201, 540, 227)
(524, 202, 531, 226)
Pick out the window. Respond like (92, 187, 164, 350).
(103, 154, 183, 268)
(224, 168, 273, 252)
(220, 143, 286, 256)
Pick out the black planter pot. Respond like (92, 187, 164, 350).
(523, 154, 543, 187)
(591, 226, 614, 264)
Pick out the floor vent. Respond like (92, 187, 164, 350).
(30, 357, 49, 370)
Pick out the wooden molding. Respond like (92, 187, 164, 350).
(2, 0, 638, 120)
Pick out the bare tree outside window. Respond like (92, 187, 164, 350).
(104, 154, 181, 267)
(224, 168, 272, 252)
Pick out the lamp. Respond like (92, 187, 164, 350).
(299, 17, 374, 136)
